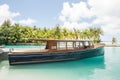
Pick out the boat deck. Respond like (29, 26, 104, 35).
(9, 48, 86, 54)
(9, 46, 103, 54)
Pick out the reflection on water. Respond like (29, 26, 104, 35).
(0, 47, 120, 80)
(88, 47, 120, 80)
(0, 60, 9, 80)
(0, 57, 104, 80)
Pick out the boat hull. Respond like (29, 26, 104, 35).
(8, 47, 104, 65)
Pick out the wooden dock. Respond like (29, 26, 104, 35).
(105, 44, 120, 47)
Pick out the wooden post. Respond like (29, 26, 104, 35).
(66, 42, 67, 50)
(72, 41, 74, 49)
(45, 41, 48, 49)
(82, 41, 85, 48)
(79, 41, 80, 49)
(56, 42, 58, 50)
(88, 41, 91, 48)
(75, 41, 76, 49)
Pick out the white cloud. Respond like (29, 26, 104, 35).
(0, 4, 36, 26)
(60, 2, 93, 22)
(88, 0, 120, 41)
(63, 21, 89, 30)
(18, 18, 36, 25)
(59, 2, 94, 29)
(0, 4, 20, 25)
(60, 0, 120, 41)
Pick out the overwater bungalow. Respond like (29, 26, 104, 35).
(8, 39, 104, 65)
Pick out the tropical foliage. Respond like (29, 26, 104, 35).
(112, 37, 116, 44)
(0, 20, 103, 45)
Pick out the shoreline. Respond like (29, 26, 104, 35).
(104, 44, 120, 47)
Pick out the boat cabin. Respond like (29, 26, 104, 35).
(30, 39, 94, 51)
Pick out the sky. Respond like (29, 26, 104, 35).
(0, 0, 120, 41)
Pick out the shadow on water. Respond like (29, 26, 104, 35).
(9, 56, 105, 70)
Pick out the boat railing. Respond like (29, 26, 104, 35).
(94, 43, 105, 48)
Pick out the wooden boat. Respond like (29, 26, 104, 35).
(8, 39, 104, 65)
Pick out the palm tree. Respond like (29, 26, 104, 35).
(88, 27, 103, 43)
(53, 24, 61, 39)
(2, 19, 11, 27)
(88, 27, 94, 40)
(61, 28, 69, 39)
(80, 29, 89, 40)
(112, 37, 116, 44)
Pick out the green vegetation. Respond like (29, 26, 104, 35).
(112, 37, 116, 44)
(0, 20, 103, 45)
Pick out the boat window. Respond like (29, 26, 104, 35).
(67, 42, 73, 49)
(90, 42, 93, 46)
(57, 42, 66, 49)
(51, 46, 57, 49)
(76, 42, 79, 48)
(40, 42, 46, 49)
(79, 42, 83, 48)
(85, 41, 89, 46)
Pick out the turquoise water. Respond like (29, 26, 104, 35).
(4, 45, 45, 48)
(0, 47, 120, 80)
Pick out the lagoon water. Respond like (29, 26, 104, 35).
(0, 47, 120, 80)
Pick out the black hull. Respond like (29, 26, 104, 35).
(8, 47, 104, 65)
